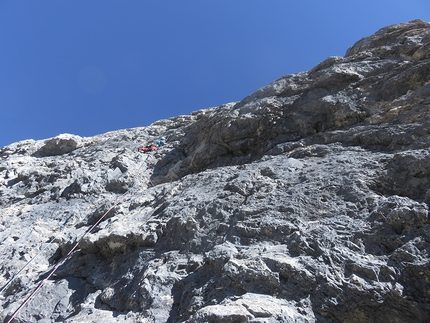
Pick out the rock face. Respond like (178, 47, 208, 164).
(1, 20, 430, 323)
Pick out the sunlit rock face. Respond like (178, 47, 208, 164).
(1, 20, 429, 323)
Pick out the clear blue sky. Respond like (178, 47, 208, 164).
(1, 1, 429, 147)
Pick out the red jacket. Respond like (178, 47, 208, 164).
(139, 144, 158, 152)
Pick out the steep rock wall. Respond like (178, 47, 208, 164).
(0, 20, 429, 323)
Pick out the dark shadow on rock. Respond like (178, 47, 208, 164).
(52, 277, 97, 322)
(372, 149, 430, 202)
(61, 180, 83, 199)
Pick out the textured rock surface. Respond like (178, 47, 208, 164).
(1, 20, 430, 322)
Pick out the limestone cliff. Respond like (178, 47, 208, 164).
(0, 20, 429, 322)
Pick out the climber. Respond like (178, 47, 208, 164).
(155, 137, 166, 147)
(139, 144, 158, 153)
(138, 137, 166, 153)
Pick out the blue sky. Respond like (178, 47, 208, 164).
(1, 1, 429, 148)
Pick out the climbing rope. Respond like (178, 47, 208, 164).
(0, 237, 55, 294)
(5, 196, 126, 323)
(0, 209, 76, 295)
(1, 149, 155, 297)
(5, 148, 160, 323)
(145, 153, 156, 187)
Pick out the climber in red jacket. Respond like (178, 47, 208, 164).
(138, 137, 166, 153)
(139, 144, 158, 153)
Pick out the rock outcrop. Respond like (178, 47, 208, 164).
(0, 20, 429, 322)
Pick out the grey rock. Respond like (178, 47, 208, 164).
(35, 134, 83, 157)
(1, 20, 430, 323)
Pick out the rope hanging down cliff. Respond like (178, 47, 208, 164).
(0, 237, 55, 295)
(5, 142, 163, 323)
(1, 138, 164, 299)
